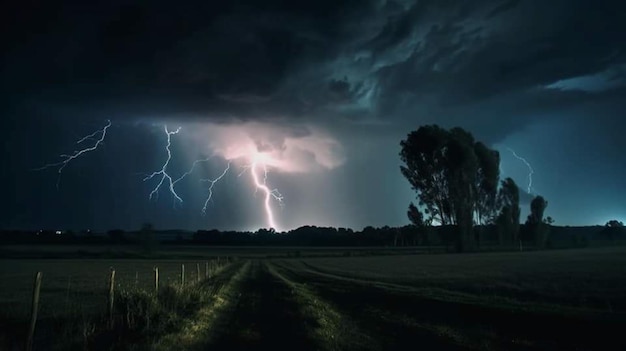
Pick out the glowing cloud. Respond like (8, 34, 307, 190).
(152, 120, 345, 231)
(187, 122, 346, 173)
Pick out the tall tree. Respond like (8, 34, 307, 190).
(496, 178, 521, 245)
(445, 127, 479, 251)
(400, 125, 499, 252)
(400, 125, 452, 226)
(474, 142, 501, 225)
(525, 195, 549, 248)
(473, 142, 501, 246)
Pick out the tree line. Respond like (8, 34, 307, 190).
(401, 124, 564, 252)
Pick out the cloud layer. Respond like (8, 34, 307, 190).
(185, 122, 345, 173)
(3, 0, 625, 142)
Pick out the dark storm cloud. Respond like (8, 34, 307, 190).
(485, 0, 522, 20)
(369, 1, 626, 134)
(3, 0, 626, 141)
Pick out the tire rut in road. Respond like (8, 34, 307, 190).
(206, 260, 316, 351)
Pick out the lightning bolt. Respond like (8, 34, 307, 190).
(37, 120, 288, 230)
(172, 155, 214, 188)
(200, 162, 231, 214)
(36, 120, 111, 188)
(143, 125, 182, 202)
(199, 156, 283, 230)
(250, 158, 284, 230)
(507, 147, 535, 194)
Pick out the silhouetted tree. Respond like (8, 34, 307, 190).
(606, 220, 624, 227)
(407, 202, 424, 227)
(407, 202, 433, 245)
(473, 142, 500, 246)
(601, 220, 625, 240)
(400, 125, 499, 252)
(474, 142, 501, 225)
(525, 196, 550, 248)
(496, 178, 521, 245)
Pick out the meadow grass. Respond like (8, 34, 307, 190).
(0, 258, 235, 350)
(289, 246, 626, 313)
(2, 246, 625, 350)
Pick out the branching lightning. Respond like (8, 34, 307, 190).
(141, 125, 284, 229)
(200, 162, 231, 214)
(507, 147, 535, 194)
(37, 120, 343, 232)
(172, 155, 214, 188)
(143, 126, 182, 202)
(36, 120, 112, 188)
(200, 156, 283, 230)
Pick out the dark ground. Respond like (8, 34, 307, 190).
(207, 261, 317, 351)
(2, 248, 626, 350)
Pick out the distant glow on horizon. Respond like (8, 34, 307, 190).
(595, 215, 626, 226)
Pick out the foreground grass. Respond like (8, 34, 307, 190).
(0, 258, 231, 321)
(152, 260, 250, 350)
(0, 260, 239, 350)
(3, 246, 625, 350)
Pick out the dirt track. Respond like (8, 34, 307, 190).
(205, 261, 318, 350)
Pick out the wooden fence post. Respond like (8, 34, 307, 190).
(153, 267, 159, 294)
(26, 272, 42, 351)
(135, 271, 139, 287)
(205, 261, 209, 279)
(108, 268, 115, 328)
(196, 263, 200, 283)
(181, 264, 185, 287)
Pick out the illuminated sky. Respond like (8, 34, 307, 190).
(1, 1, 625, 231)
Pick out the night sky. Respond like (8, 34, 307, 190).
(1, 1, 625, 232)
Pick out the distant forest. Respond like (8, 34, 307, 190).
(1, 223, 624, 250)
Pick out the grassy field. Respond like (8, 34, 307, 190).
(0, 259, 230, 319)
(286, 247, 626, 313)
(0, 244, 436, 259)
(1, 246, 625, 350)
